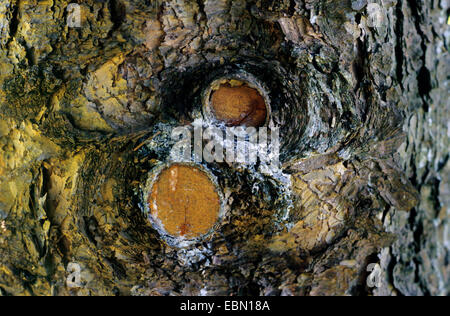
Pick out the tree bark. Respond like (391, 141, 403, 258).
(0, 0, 448, 296)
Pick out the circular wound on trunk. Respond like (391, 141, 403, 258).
(148, 164, 221, 239)
(209, 80, 267, 127)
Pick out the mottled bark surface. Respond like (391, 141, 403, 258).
(0, 0, 448, 296)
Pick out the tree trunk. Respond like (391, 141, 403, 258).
(0, 0, 448, 296)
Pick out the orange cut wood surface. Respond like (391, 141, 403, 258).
(210, 83, 267, 127)
(149, 164, 221, 239)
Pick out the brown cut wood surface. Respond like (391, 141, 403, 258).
(149, 164, 220, 239)
(210, 83, 267, 127)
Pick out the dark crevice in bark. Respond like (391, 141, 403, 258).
(409, 145, 419, 188)
(288, 0, 296, 16)
(105, 256, 127, 280)
(395, 1, 404, 88)
(23, 45, 35, 66)
(109, 0, 126, 32)
(196, 0, 206, 21)
(353, 37, 366, 95)
(417, 66, 432, 102)
(31, 230, 46, 259)
(9, 1, 20, 38)
(410, 216, 425, 289)
(0, 286, 11, 296)
(431, 177, 442, 215)
(28, 173, 40, 219)
(407, 0, 432, 111)
(5, 0, 20, 49)
(381, 203, 390, 228)
(13, 268, 36, 294)
(83, 216, 99, 247)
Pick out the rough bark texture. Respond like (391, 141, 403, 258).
(0, 0, 448, 296)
